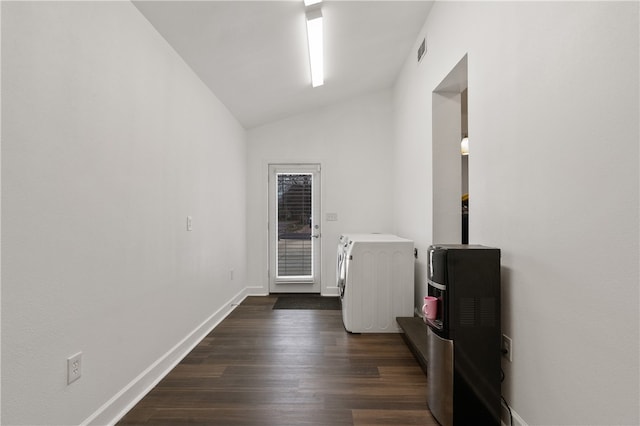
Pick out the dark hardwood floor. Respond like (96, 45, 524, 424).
(118, 296, 437, 425)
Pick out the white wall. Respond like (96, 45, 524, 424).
(1, 2, 247, 425)
(247, 90, 395, 295)
(394, 2, 639, 425)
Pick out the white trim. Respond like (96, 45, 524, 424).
(0, 0, 3, 410)
(322, 286, 339, 297)
(511, 409, 528, 426)
(82, 288, 249, 426)
(501, 400, 528, 426)
(245, 286, 269, 297)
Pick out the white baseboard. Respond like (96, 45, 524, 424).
(82, 288, 249, 426)
(322, 286, 339, 297)
(245, 285, 268, 296)
(501, 400, 528, 426)
(244, 285, 340, 297)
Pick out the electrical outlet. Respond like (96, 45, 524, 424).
(67, 352, 82, 384)
(326, 213, 338, 221)
(186, 216, 193, 231)
(502, 334, 513, 362)
(230, 269, 234, 281)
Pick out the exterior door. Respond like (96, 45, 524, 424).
(268, 164, 321, 293)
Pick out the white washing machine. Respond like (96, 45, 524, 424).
(337, 234, 414, 333)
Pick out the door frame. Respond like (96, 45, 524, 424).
(268, 163, 322, 293)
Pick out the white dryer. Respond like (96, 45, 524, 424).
(338, 234, 414, 333)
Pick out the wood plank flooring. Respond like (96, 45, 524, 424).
(118, 296, 437, 425)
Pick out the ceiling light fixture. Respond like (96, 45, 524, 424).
(305, 2, 324, 87)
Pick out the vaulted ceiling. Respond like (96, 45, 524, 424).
(133, 1, 434, 128)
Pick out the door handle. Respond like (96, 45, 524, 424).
(311, 234, 320, 239)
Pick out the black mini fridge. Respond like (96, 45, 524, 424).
(426, 245, 501, 426)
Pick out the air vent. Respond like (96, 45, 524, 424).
(460, 297, 475, 326)
(459, 297, 496, 327)
(480, 297, 496, 327)
(417, 38, 426, 63)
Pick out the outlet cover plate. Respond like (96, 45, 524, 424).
(67, 352, 82, 384)
(502, 334, 513, 362)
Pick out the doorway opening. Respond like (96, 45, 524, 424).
(432, 55, 468, 244)
(461, 88, 469, 244)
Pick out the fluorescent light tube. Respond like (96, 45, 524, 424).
(306, 12, 324, 87)
(304, 0, 322, 6)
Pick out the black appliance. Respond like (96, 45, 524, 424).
(426, 244, 501, 426)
